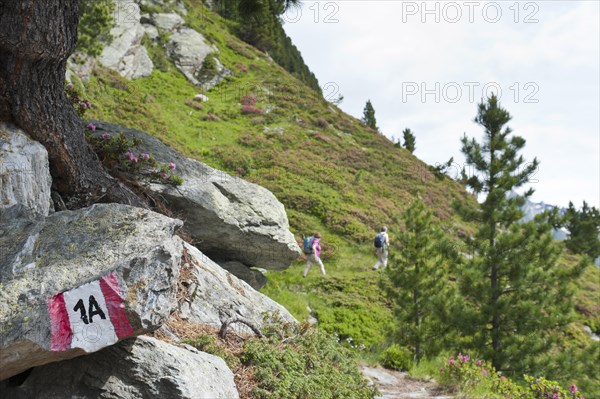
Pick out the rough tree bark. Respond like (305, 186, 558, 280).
(0, 0, 143, 208)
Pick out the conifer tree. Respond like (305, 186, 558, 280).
(362, 100, 378, 130)
(402, 128, 416, 153)
(456, 94, 581, 375)
(564, 201, 600, 260)
(382, 199, 458, 362)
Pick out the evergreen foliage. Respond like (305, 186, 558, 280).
(563, 201, 600, 260)
(381, 199, 459, 362)
(211, 0, 321, 93)
(76, 0, 115, 56)
(402, 128, 416, 153)
(362, 100, 377, 130)
(456, 95, 583, 375)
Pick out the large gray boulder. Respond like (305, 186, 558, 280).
(91, 122, 302, 270)
(98, 0, 153, 79)
(179, 242, 295, 327)
(0, 123, 52, 217)
(0, 204, 183, 380)
(164, 27, 232, 90)
(0, 336, 239, 399)
(148, 12, 185, 32)
(218, 261, 267, 290)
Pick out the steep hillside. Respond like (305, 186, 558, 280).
(72, 1, 598, 395)
(75, 0, 477, 346)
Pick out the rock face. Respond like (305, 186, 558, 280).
(0, 336, 239, 399)
(149, 12, 185, 32)
(179, 242, 295, 327)
(218, 261, 267, 290)
(98, 0, 154, 79)
(92, 122, 302, 270)
(0, 204, 183, 380)
(165, 27, 232, 89)
(0, 123, 52, 217)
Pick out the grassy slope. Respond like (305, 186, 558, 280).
(80, 0, 599, 363)
(80, 1, 474, 349)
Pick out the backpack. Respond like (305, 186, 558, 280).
(374, 233, 384, 248)
(303, 236, 315, 254)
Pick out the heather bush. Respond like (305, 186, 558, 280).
(438, 354, 587, 398)
(381, 344, 412, 371)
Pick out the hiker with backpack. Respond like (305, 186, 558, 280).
(302, 232, 326, 277)
(372, 226, 390, 270)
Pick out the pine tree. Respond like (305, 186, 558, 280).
(456, 94, 581, 375)
(402, 128, 416, 153)
(362, 100, 377, 130)
(382, 199, 458, 362)
(564, 201, 600, 260)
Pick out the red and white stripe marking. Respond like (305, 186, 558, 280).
(48, 272, 133, 352)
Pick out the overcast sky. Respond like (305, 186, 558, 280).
(283, 0, 599, 208)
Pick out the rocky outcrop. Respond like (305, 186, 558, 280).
(138, 0, 188, 15)
(164, 27, 232, 90)
(0, 204, 183, 380)
(91, 121, 302, 271)
(218, 261, 267, 290)
(98, 0, 154, 79)
(0, 336, 239, 399)
(148, 12, 185, 32)
(0, 123, 52, 217)
(179, 242, 295, 327)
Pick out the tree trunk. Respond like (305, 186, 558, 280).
(0, 0, 143, 208)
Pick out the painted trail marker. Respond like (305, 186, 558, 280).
(48, 272, 133, 352)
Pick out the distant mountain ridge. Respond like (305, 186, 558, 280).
(512, 192, 600, 266)
(510, 191, 568, 240)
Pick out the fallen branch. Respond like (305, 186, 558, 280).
(220, 317, 264, 340)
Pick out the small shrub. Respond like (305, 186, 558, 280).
(381, 344, 412, 371)
(65, 83, 93, 117)
(184, 99, 204, 110)
(196, 54, 219, 82)
(76, 0, 115, 56)
(202, 112, 221, 122)
(438, 354, 587, 398)
(86, 131, 183, 186)
(314, 117, 329, 129)
(183, 334, 239, 368)
(235, 62, 249, 73)
(241, 95, 258, 106)
(241, 104, 264, 115)
(241, 321, 377, 399)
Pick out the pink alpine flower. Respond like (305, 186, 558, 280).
(141, 153, 150, 160)
(86, 122, 96, 131)
(448, 358, 455, 365)
(476, 360, 482, 367)
(570, 385, 578, 393)
(125, 151, 136, 161)
(101, 133, 111, 140)
(552, 394, 559, 399)
(66, 83, 74, 90)
(168, 162, 176, 170)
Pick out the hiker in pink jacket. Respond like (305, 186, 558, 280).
(303, 232, 326, 277)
